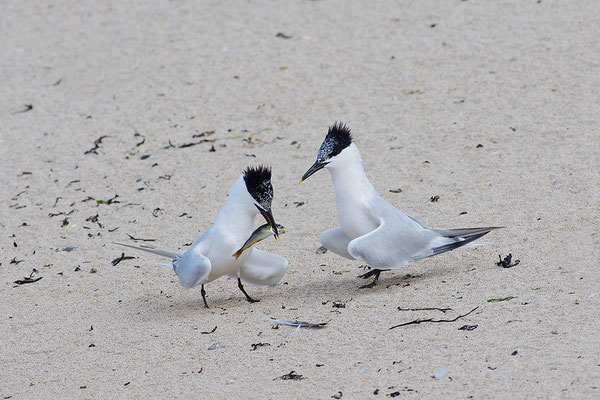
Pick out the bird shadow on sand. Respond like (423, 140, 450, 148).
(275, 265, 450, 302)
(124, 263, 466, 320)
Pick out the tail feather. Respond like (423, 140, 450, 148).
(434, 226, 504, 238)
(113, 242, 183, 260)
(152, 262, 176, 269)
(411, 227, 502, 262)
(429, 231, 490, 257)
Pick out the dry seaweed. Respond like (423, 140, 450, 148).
(14, 269, 42, 285)
(496, 254, 520, 268)
(111, 253, 135, 266)
(84, 135, 109, 155)
(274, 371, 305, 381)
(200, 326, 217, 335)
(390, 307, 478, 329)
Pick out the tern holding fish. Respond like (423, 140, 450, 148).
(301, 123, 501, 288)
(116, 166, 288, 307)
(233, 223, 285, 259)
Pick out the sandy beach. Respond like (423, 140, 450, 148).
(2, 1, 600, 398)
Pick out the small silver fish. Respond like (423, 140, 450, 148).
(267, 317, 327, 329)
(233, 223, 285, 259)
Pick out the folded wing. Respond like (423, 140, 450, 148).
(319, 227, 354, 259)
(174, 249, 211, 289)
(347, 196, 499, 269)
(238, 248, 288, 286)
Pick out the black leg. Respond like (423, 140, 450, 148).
(201, 284, 209, 308)
(238, 278, 260, 303)
(357, 268, 379, 279)
(359, 269, 381, 289)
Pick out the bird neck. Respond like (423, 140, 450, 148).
(214, 176, 258, 232)
(327, 144, 378, 204)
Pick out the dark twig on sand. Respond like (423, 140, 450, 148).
(14, 269, 42, 285)
(275, 32, 293, 39)
(13, 104, 33, 114)
(200, 326, 217, 335)
(126, 234, 156, 242)
(458, 325, 478, 331)
(250, 342, 271, 351)
(390, 306, 479, 329)
(111, 253, 135, 266)
(84, 135, 109, 155)
(274, 371, 305, 381)
(397, 307, 452, 313)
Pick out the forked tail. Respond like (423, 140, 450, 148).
(429, 226, 503, 257)
(434, 226, 504, 239)
(411, 227, 503, 262)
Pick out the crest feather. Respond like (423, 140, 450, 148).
(243, 165, 273, 208)
(317, 122, 353, 161)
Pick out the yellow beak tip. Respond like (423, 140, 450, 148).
(298, 179, 303, 184)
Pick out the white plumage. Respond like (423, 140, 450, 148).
(117, 167, 288, 306)
(302, 123, 500, 287)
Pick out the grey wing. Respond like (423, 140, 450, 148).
(174, 250, 211, 289)
(347, 197, 444, 269)
(347, 219, 438, 269)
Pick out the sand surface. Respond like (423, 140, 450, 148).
(2, 1, 600, 398)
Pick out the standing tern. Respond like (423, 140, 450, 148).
(301, 123, 501, 288)
(116, 166, 288, 307)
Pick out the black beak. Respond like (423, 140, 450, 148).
(255, 204, 279, 239)
(300, 160, 328, 183)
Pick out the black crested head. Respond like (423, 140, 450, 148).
(317, 122, 353, 162)
(243, 165, 273, 209)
